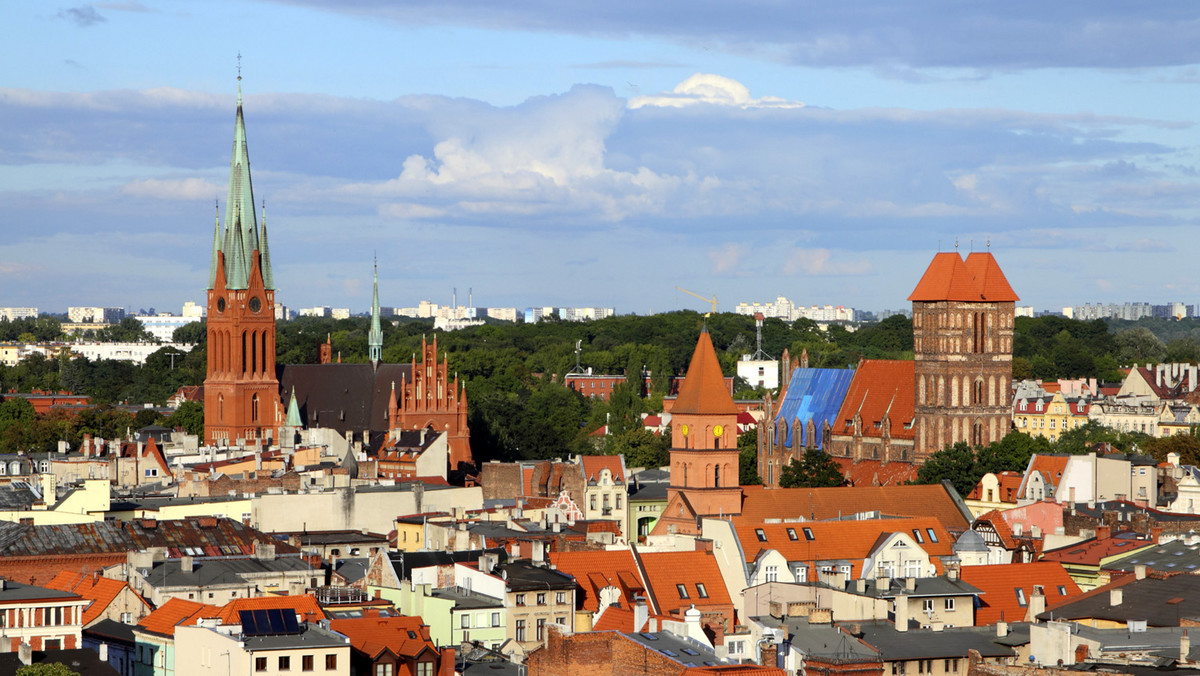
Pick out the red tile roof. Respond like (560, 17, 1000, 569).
(638, 550, 732, 616)
(330, 615, 438, 660)
(46, 571, 147, 625)
(673, 330, 739, 416)
(212, 595, 327, 624)
(908, 252, 1018, 302)
(834, 459, 919, 487)
(729, 517, 955, 575)
(739, 484, 971, 532)
(0, 554, 126, 588)
(581, 455, 626, 484)
(137, 598, 220, 637)
(831, 360, 915, 440)
(1041, 535, 1156, 566)
(549, 551, 644, 612)
(591, 605, 675, 632)
(959, 562, 1081, 624)
(967, 471, 1024, 503)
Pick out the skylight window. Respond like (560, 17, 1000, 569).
(755, 529, 767, 542)
(803, 528, 815, 541)
(696, 583, 708, 599)
(1015, 588, 1027, 607)
(926, 529, 938, 543)
(912, 529, 925, 544)
(787, 528, 798, 541)
(677, 584, 689, 599)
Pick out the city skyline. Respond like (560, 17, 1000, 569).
(5, 2, 1200, 313)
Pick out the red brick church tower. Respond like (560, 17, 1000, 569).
(652, 329, 742, 536)
(204, 78, 279, 446)
(909, 251, 1017, 462)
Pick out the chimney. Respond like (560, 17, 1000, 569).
(181, 556, 194, 573)
(905, 577, 916, 592)
(894, 595, 909, 632)
(1096, 525, 1111, 540)
(856, 578, 867, 594)
(947, 567, 960, 582)
(1026, 586, 1046, 622)
(634, 596, 649, 633)
(760, 641, 779, 668)
(254, 542, 276, 560)
(18, 642, 31, 666)
(99, 643, 108, 662)
(1110, 588, 1123, 606)
(996, 621, 1009, 638)
(1182, 631, 1191, 664)
(1152, 526, 1163, 544)
(1135, 564, 1147, 580)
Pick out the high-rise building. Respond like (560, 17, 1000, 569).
(204, 78, 279, 447)
(909, 252, 1018, 461)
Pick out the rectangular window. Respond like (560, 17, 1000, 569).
(537, 618, 546, 640)
(416, 664, 433, 676)
(912, 529, 924, 543)
(765, 566, 778, 583)
(516, 594, 525, 605)
(492, 612, 501, 627)
(375, 665, 392, 676)
(922, 599, 934, 612)
(302, 655, 314, 672)
(256, 657, 268, 672)
(794, 566, 807, 583)
(677, 583, 689, 599)
(755, 528, 767, 542)
(696, 583, 708, 598)
(326, 654, 337, 670)
(516, 620, 526, 642)
(461, 614, 469, 628)
(803, 527, 815, 541)
(556, 592, 566, 604)
(786, 528, 798, 541)
(945, 598, 955, 612)
(1015, 588, 1027, 607)
(279, 656, 291, 671)
(536, 593, 546, 605)
(926, 528, 938, 543)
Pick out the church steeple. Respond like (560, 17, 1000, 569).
(259, 202, 274, 290)
(369, 260, 383, 368)
(208, 203, 221, 289)
(222, 72, 258, 290)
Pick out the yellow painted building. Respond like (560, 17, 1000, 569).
(1013, 391, 1089, 442)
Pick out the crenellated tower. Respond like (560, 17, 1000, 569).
(204, 77, 279, 447)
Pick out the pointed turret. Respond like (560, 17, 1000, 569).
(259, 202, 274, 290)
(225, 215, 249, 289)
(369, 261, 383, 368)
(673, 328, 739, 415)
(208, 204, 221, 289)
(285, 387, 302, 428)
(221, 77, 258, 290)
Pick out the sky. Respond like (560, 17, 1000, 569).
(4, 2, 1200, 316)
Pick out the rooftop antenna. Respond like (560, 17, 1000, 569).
(750, 313, 772, 361)
(566, 340, 586, 376)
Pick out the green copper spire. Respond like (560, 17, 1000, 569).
(285, 387, 302, 428)
(221, 74, 258, 290)
(225, 213, 249, 289)
(368, 260, 383, 368)
(259, 202, 274, 290)
(208, 202, 221, 289)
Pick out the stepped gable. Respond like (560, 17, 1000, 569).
(672, 328, 738, 416)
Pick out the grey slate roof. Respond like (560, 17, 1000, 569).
(0, 579, 79, 602)
(0, 517, 299, 557)
(277, 363, 414, 444)
(242, 622, 349, 651)
(954, 529, 989, 553)
(334, 558, 370, 585)
(496, 560, 576, 592)
(389, 548, 507, 581)
(849, 621, 1017, 661)
(1099, 540, 1200, 574)
(141, 557, 314, 589)
(780, 617, 881, 662)
(0, 648, 120, 675)
(841, 577, 982, 599)
(433, 587, 505, 609)
(1038, 575, 1200, 626)
(0, 481, 40, 509)
(621, 630, 732, 668)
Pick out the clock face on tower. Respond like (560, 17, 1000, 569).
(681, 424, 689, 436)
(713, 425, 725, 438)
(249, 296, 262, 313)
(216, 297, 226, 313)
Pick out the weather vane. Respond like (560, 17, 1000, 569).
(237, 52, 242, 81)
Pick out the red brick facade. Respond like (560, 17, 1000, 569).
(387, 335, 472, 470)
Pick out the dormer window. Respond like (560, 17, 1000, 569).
(755, 529, 767, 542)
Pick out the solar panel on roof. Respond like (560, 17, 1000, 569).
(240, 608, 301, 636)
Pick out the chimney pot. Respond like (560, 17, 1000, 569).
(1110, 588, 1123, 606)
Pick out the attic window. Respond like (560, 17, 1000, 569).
(696, 583, 708, 598)
(1015, 588, 1027, 607)
(1057, 586, 1067, 596)
(755, 529, 767, 542)
(912, 529, 925, 544)
(677, 584, 689, 599)
(926, 529, 938, 543)
(874, 421, 882, 429)
(786, 528, 798, 541)
(408, 631, 417, 638)
(803, 528, 815, 541)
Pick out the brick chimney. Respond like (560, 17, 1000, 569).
(760, 641, 779, 668)
(1096, 525, 1111, 540)
(1152, 526, 1163, 544)
(1026, 586, 1046, 622)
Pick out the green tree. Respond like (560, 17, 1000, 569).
(1141, 431, 1200, 466)
(975, 431, 1051, 476)
(914, 442, 979, 496)
(17, 663, 81, 676)
(607, 428, 670, 470)
(1115, 327, 1166, 364)
(172, 320, 207, 345)
(738, 427, 762, 485)
(1166, 337, 1200, 364)
(778, 448, 843, 488)
(168, 400, 205, 437)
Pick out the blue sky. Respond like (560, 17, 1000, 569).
(4, 2, 1200, 315)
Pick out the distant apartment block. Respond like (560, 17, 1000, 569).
(298, 306, 331, 318)
(734, 296, 856, 322)
(0, 307, 39, 321)
(274, 302, 292, 321)
(483, 307, 520, 322)
(525, 306, 614, 322)
(133, 314, 197, 343)
(1073, 302, 1195, 321)
(330, 308, 351, 320)
(68, 306, 126, 324)
(181, 301, 206, 318)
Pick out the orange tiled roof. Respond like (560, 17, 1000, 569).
(213, 595, 327, 624)
(45, 571, 146, 625)
(1026, 455, 1070, 491)
(967, 471, 1024, 503)
(638, 550, 732, 615)
(830, 360, 915, 440)
(581, 455, 626, 484)
(592, 605, 675, 632)
(730, 517, 955, 574)
(739, 484, 971, 532)
(0, 554, 126, 588)
(833, 458, 919, 487)
(672, 330, 739, 416)
(908, 252, 1018, 302)
(330, 615, 438, 660)
(1040, 535, 1156, 566)
(959, 562, 1081, 625)
(549, 550, 644, 612)
(137, 597, 220, 637)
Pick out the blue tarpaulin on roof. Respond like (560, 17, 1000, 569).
(773, 367, 855, 449)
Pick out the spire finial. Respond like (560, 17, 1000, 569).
(954, 237, 959, 251)
(236, 52, 243, 103)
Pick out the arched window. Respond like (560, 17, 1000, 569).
(218, 395, 225, 421)
(251, 394, 260, 422)
(714, 464, 720, 487)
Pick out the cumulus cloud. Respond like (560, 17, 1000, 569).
(629, 73, 803, 109)
(58, 5, 106, 26)
(121, 178, 223, 200)
(709, 243, 748, 274)
(784, 248, 873, 276)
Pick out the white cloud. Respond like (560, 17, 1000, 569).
(121, 177, 223, 200)
(709, 243, 748, 274)
(784, 248, 873, 276)
(629, 73, 805, 110)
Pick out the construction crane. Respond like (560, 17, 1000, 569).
(675, 286, 718, 316)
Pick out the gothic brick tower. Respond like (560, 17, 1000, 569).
(204, 79, 279, 447)
(387, 335, 472, 471)
(909, 252, 1017, 462)
(653, 329, 742, 535)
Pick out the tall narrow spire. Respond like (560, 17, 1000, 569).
(259, 201, 274, 290)
(369, 258, 383, 368)
(208, 202, 221, 289)
(222, 70, 257, 289)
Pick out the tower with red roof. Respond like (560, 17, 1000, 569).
(908, 251, 1019, 461)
